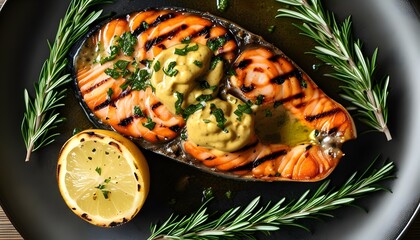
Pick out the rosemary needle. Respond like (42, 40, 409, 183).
(21, 0, 112, 162)
(275, 0, 392, 141)
(148, 160, 394, 239)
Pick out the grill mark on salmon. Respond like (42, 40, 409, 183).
(271, 69, 303, 85)
(145, 24, 188, 51)
(305, 108, 341, 122)
(83, 78, 111, 94)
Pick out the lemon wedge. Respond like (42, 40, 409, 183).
(57, 129, 150, 227)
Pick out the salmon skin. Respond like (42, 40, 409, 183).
(72, 7, 356, 181)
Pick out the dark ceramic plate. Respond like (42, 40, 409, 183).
(0, 0, 419, 239)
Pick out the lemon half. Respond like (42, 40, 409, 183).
(57, 129, 150, 227)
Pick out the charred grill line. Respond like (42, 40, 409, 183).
(150, 13, 177, 28)
(252, 150, 287, 168)
(145, 24, 188, 51)
(271, 69, 303, 85)
(236, 59, 252, 69)
(83, 78, 110, 94)
(118, 116, 134, 127)
(305, 108, 341, 122)
(151, 102, 163, 110)
(277, 92, 304, 104)
(169, 125, 181, 132)
(93, 89, 132, 111)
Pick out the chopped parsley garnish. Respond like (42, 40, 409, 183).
(203, 119, 211, 123)
(182, 103, 205, 119)
(227, 68, 237, 76)
(117, 32, 137, 56)
(210, 103, 227, 130)
(193, 60, 203, 68)
(265, 109, 273, 117)
(143, 117, 156, 130)
(175, 92, 184, 115)
(300, 79, 307, 88)
(121, 68, 151, 91)
(217, 0, 229, 12)
(114, 60, 130, 70)
(100, 45, 119, 64)
(153, 60, 161, 72)
(105, 68, 121, 79)
(268, 25, 276, 33)
(141, 21, 149, 30)
(181, 36, 192, 44)
(163, 61, 179, 77)
(95, 167, 102, 176)
(274, 101, 283, 108)
(207, 37, 226, 51)
(196, 94, 213, 102)
(210, 56, 223, 70)
(134, 106, 144, 117)
(234, 101, 253, 121)
(180, 129, 187, 140)
(255, 95, 264, 105)
(174, 44, 199, 56)
(106, 88, 113, 100)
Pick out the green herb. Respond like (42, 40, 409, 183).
(100, 45, 119, 64)
(210, 56, 223, 70)
(207, 37, 226, 51)
(274, 101, 283, 108)
(21, 0, 111, 162)
(199, 80, 211, 89)
(300, 79, 307, 88)
(148, 160, 394, 240)
(118, 31, 137, 56)
(95, 183, 110, 199)
(141, 21, 149, 30)
(268, 25, 276, 33)
(180, 129, 187, 140)
(182, 103, 205, 119)
(210, 103, 227, 130)
(174, 44, 199, 56)
(95, 167, 102, 176)
(153, 60, 161, 72)
(134, 105, 144, 117)
(181, 36, 192, 44)
(143, 117, 156, 130)
(227, 68, 237, 76)
(265, 109, 273, 117)
(203, 119, 211, 124)
(163, 61, 179, 77)
(196, 94, 213, 102)
(225, 190, 233, 199)
(255, 94, 264, 105)
(193, 60, 203, 68)
(175, 92, 184, 115)
(72, 128, 82, 135)
(121, 68, 151, 91)
(106, 88, 114, 100)
(202, 187, 214, 201)
(276, 0, 392, 141)
(217, 0, 230, 12)
(234, 101, 253, 121)
(114, 59, 130, 70)
(105, 68, 121, 79)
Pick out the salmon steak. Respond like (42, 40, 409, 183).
(72, 8, 356, 181)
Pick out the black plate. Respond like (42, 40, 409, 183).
(0, 0, 419, 239)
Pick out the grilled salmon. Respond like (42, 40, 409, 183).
(72, 8, 356, 181)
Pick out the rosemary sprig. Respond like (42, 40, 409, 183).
(275, 0, 392, 141)
(21, 0, 111, 162)
(148, 160, 394, 239)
